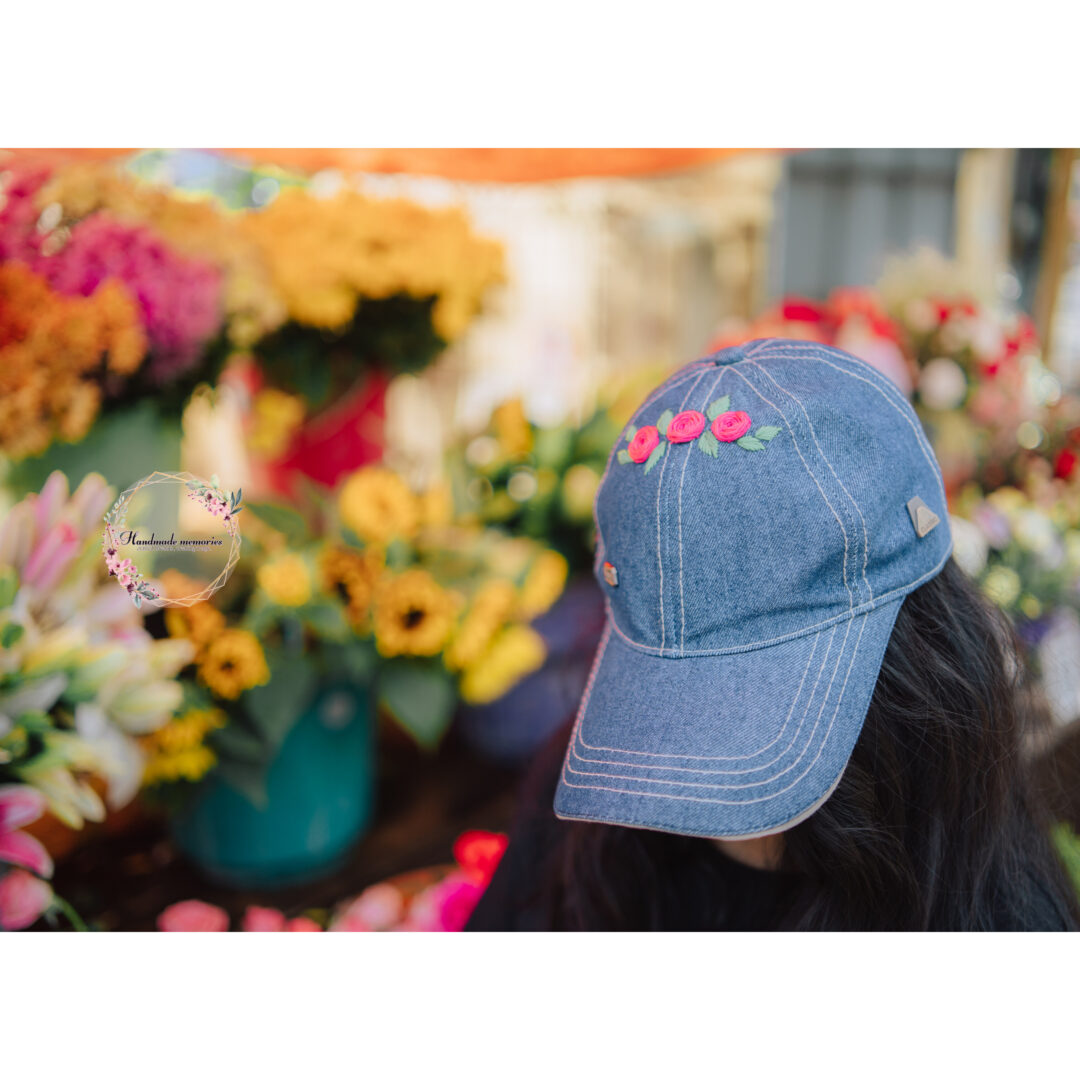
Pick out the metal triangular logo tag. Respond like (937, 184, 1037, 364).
(907, 496, 940, 539)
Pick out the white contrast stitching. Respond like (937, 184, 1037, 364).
(570, 617, 848, 787)
(678, 367, 728, 654)
(752, 341, 946, 507)
(559, 614, 868, 810)
(656, 368, 710, 653)
(749, 358, 874, 603)
(727, 366, 854, 610)
(604, 543, 948, 656)
(574, 625, 824, 764)
(591, 363, 715, 573)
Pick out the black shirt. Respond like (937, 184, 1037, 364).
(466, 723, 799, 931)
(466, 722, 1076, 932)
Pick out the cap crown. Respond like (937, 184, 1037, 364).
(594, 340, 952, 657)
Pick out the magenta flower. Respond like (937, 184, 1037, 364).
(628, 425, 661, 464)
(330, 882, 404, 932)
(21, 519, 80, 593)
(242, 905, 287, 932)
(666, 410, 706, 443)
(0, 785, 53, 879)
(0, 869, 53, 931)
(32, 213, 224, 384)
(711, 410, 752, 443)
(157, 899, 229, 932)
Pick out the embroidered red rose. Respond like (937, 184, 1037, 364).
(666, 410, 706, 444)
(711, 410, 752, 442)
(628, 425, 661, 463)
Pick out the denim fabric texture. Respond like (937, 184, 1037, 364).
(553, 338, 953, 838)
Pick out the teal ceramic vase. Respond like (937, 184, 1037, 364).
(171, 682, 375, 888)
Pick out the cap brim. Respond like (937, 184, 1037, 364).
(554, 600, 902, 840)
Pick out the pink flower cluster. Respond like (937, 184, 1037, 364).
(104, 541, 159, 606)
(0, 785, 55, 932)
(185, 482, 241, 533)
(0, 168, 50, 263)
(332, 829, 508, 932)
(156, 901, 321, 932)
(0, 168, 224, 386)
(627, 409, 756, 464)
(34, 214, 223, 384)
(153, 830, 509, 934)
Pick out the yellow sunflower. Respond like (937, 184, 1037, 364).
(321, 546, 385, 630)
(257, 553, 312, 607)
(459, 625, 546, 704)
(249, 388, 305, 457)
(140, 707, 226, 785)
(445, 579, 517, 671)
(373, 569, 458, 658)
(518, 550, 569, 619)
(197, 629, 270, 700)
(492, 398, 533, 458)
(164, 602, 226, 656)
(338, 467, 420, 545)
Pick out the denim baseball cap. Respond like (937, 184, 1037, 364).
(554, 338, 953, 839)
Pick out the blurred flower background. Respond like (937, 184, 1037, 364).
(3, 146, 1080, 931)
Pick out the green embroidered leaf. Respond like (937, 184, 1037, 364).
(617, 449, 632, 465)
(643, 441, 666, 474)
(625, 424, 637, 443)
(656, 409, 674, 437)
(706, 395, 731, 421)
(697, 429, 719, 458)
(737, 435, 765, 451)
(755, 426, 781, 442)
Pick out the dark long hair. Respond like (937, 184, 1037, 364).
(543, 560, 1079, 930)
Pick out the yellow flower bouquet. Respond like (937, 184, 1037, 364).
(152, 464, 566, 809)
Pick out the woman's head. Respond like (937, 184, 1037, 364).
(554, 341, 957, 841)
(546, 559, 1077, 930)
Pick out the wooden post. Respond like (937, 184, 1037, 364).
(1034, 148, 1078, 366)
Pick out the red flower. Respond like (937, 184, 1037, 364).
(666, 410, 706, 443)
(711, 410, 752, 443)
(453, 830, 508, 884)
(1054, 448, 1078, 480)
(781, 298, 826, 324)
(628, 425, 661, 463)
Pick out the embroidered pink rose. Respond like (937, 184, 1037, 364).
(628, 425, 661, 463)
(666, 410, 706, 443)
(711, 410, 752, 442)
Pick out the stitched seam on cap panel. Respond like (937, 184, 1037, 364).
(752, 341, 946, 508)
(574, 622, 834, 772)
(656, 368, 710, 654)
(727, 365, 854, 610)
(555, 767, 847, 840)
(749, 358, 874, 603)
(557, 618, 615, 793)
(678, 366, 729, 655)
(572, 617, 846, 787)
(605, 541, 950, 657)
(590, 363, 714, 580)
(560, 615, 868, 812)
